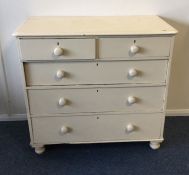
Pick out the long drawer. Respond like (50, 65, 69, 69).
(28, 86, 165, 115)
(32, 114, 164, 144)
(24, 60, 168, 86)
(98, 37, 171, 59)
(19, 38, 95, 60)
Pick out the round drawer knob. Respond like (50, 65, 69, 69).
(130, 45, 139, 54)
(56, 70, 64, 79)
(58, 97, 66, 106)
(60, 126, 69, 134)
(126, 123, 135, 132)
(128, 68, 138, 77)
(53, 46, 64, 56)
(127, 96, 137, 105)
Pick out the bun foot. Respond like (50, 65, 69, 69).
(35, 146, 45, 154)
(149, 141, 161, 150)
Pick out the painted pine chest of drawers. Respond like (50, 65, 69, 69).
(14, 16, 177, 154)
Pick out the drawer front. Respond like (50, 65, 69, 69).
(99, 37, 171, 59)
(32, 114, 164, 144)
(28, 87, 165, 115)
(25, 60, 168, 86)
(19, 38, 95, 60)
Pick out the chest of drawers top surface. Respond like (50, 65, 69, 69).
(13, 16, 177, 37)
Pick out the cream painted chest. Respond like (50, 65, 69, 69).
(14, 16, 177, 154)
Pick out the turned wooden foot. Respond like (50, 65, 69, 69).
(149, 141, 161, 150)
(34, 146, 45, 154)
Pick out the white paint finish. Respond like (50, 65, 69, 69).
(32, 113, 164, 144)
(149, 141, 161, 150)
(53, 46, 64, 56)
(26, 84, 166, 90)
(130, 45, 140, 55)
(0, 0, 188, 116)
(34, 146, 45, 154)
(99, 37, 171, 58)
(19, 38, 95, 60)
(56, 70, 65, 80)
(13, 16, 176, 150)
(27, 86, 165, 115)
(13, 16, 177, 37)
(24, 60, 168, 86)
(161, 37, 175, 116)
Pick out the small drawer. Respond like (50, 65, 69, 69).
(28, 86, 165, 115)
(19, 38, 95, 60)
(32, 114, 164, 144)
(24, 60, 168, 86)
(98, 37, 171, 59)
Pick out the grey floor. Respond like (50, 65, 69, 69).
(0, 117, 189, 175)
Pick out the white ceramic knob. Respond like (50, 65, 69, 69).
(58, 97, 66, 106)
(60, 126, 69, 134)
(127, 96, 137, 105)
(128, 68, 138, 77)
(130, 45, 139, 54)
(56, 70, 64, 79)
(53, 46, 64, 56)
(126, 123, 135, 132)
